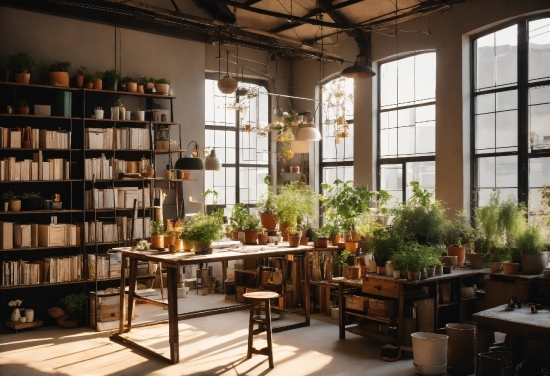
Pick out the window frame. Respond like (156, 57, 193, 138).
(376, 51, 437, 202)
(204, 73, 272, 211)
(470, 13, 550, 213)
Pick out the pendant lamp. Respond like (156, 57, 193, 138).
(174, 141, 204, 170)
(296, 116, 322, 141)
(218, 49, 238, 94)
(204, 149, 221, 170)
(341, 59, 376, 78)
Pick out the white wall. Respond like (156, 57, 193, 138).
(292, 0, 550, 214)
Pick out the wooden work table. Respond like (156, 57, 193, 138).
(333, 268, 487, 361)
(110, 243, 312, 364)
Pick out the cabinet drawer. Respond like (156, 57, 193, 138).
(362, 278, 400, 299)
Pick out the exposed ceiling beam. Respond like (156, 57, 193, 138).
(206, 0, 351, 29)
(243, 0, 262, 5)
(192, 0, 236, 23)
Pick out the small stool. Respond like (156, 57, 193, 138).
(243, 291, 280, 368)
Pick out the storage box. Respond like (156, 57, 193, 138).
(368, 298, 396, 318)
(34, 104, 51, 116)
(89, 290, 135, 331)
(13, 224, 31, 248)
(0, 222, 14, 249)
(38, 224, 65, 247)
(85, 128, 104, 149)
(345, 295, 369, 312)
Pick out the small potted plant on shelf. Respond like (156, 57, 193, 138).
(375, 189, 393, 226)
(54, 293, 87, 328)
(257, 175, 278, 231)
(92, 71, 103, 90)
(111, 98, 124, 121)
(155, 124, 171, 151)
(335, 249, 353, 278)
(8, 51, 36, 84)
(276, 182, 319, 240)
(154, 78, 170, 95)
(75, 66, 87, 88)
(257, 227, 268, 245)
(137, 77, 149, 93)
(150, 219, 165, 249)
(15, 99, 29, 115)
(3, 191, 21, 212)
(145, 77, 156, 93)
(102, 69, 122, 91)
(49, 61, 71, 87)
(83, 73, 94, 89)
(122, 76, 138, 93)
(21, 192, 42, 211)
(186, 212, 223, 254)
(443, 210, 474, 267)
(516, 224, 547, 275)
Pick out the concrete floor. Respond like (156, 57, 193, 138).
(0, 292, 443, 376)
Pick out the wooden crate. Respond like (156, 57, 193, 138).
(368, 298, 396, 318)
(38, 224, 65, 247)
(345, 295, 369, 312)
(362, 277, 399, 299)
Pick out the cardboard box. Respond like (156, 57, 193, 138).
(89, 290, 135, 331)
(85, 128, 104, 149)
(34, 104, 51, 116)
(13, 224, 31, 248)
(38, 224, 65, 247)
(0, 222, 14, 249)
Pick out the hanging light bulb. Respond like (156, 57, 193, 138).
(217, 48, 238, 94)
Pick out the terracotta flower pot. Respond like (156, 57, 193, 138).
(257, 233, 268, 245)
(164, 234, 175, 247)
(490, 261, 503, 273)
(288, 235, 301, 247)
(243, 230, 258, 245)
(16, 107, 29, 115)
(330, 234, 341, 246)
(93, 78, 102, 90)
(280, 223, 291, 241)
(300, 236, 309, 246)
(182, 240, 193, 251)
(9, 200, 21, 212)
(260, 213, 278, 231)
(521, 252, 548, 275)
(49, 71, 69, 87)
(502, 262, 519, 275)
(345, 241, 358, 254)
(154, 83, 169, 95)
(173, 238, 183, 252)
(447, 246, 466, 267)
(15, 73, 30, 84)
(467, 253, 485, 269)
(314, 239, 329, 248)
(76, 75, 84, 88)
(85, 82, 93, 89)
(150, 234, 164, 249)
(126, 82, 137, 93)
(137, 84, 144, 94)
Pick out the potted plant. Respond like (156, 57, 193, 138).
(375, 189, 393, 226)
(257, 227, 268, 245)
(335, 249, 352, 278)
(21, 192, 42, 211)
(286, 225, 301, 247)
(323, 221, 341, 245)
(154, 78, 170, 95)
(483, 245, 510, 273)
(83, 73, 94, 89)
(179, 216, 194, 251)
(75, 66, 87, 88)
(276, 182, 319, 240)
(92, 71, 103, 90)
(355, 211, 384, 253)
(257, 175, 278, 231)
(145, 77, 156, 93)
(15, 99, 29, 115)
(57, 293, 87, 327)
(111, 98, 124, 121)
(164, 230, 176, 249)
(49, 61, 71, 87)
(312, 227, 329, 248)
(371, 227, 402, 269)
(243, 215, 262, 245)
(516, 224, 547, 274)
(186, 212, 223, 254)
(443, 210, 474, 267)
(3, 191, 21, 212)
(137, 77, 149, 93)
(122, 76, 138, 93)
(8, 51, 36, 84)
(150, 219, 165, 249)
(230, 203, 250, 239)
(155, 124, 171, 151)
(103, 69, 121, 91)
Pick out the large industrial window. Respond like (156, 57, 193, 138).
(378, 52, 436, 201)
(472, 16, 550, 219)
(320, 77, 354, 186)
(204, 78, 269, 208)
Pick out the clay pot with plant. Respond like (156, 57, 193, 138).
(154, 78, 170, 95)
(443, 211, 474, 267)
(150, 219, 165, 249)
(49, 61, 71, 87)
(155, 124, 171, 151)
(16, 100, 29, 115)
(122, 76, 137, 93)
(286, 226, 301, 247)
(92, 71, 103, 90)
(312, 227, 329, 248)
(276, 182, 319, 240)
(230, 203, 250, 239)
(103, 69, 122, 91)
(186, 212, 223, 254)
(75, 66, 87, 88)
(516, 224, 548, 275)
(21, 192, 42, 211)
(257, 175, 278, 231)
(51, 293, 87, 328)
(8, 51, 36, 84)
(243, 216, 262, 245)
(3, 191, 21, 212)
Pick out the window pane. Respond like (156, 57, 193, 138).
(529, 18, 550, 83)
(380, 164, 402, 202)
(477, 156, 517, 190)
(322, 166, 354, 188)
(398, 126, 415, 155)
(529, 157, 550, 223)
(415, 53, 436, 103)
(475, 25, 518, 91)
(475, 89, 517, 154)
(529, 86, 550, 151)
(405, 162, 435, 200)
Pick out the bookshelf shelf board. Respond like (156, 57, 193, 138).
(0, 114, 82, 120)
(85, 208, 152, 212)
(0, 209, 81, 215)
(0, 81, 78, 91)
(84, 149, 153, 152)
(0, 280, 85, 290)
(0, 179, 81, 183)
(0, 148, 80, 151)
(0, 245, 80, 252)
(82, 88, 175, 99)
(437, 301, 459, 308)
(84, 118, 178, 126)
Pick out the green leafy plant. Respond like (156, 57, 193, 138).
(137, 77, 149, 86)
(321, 179, 375, 232)
(243, 216, 262, 231)
(49, 61, 71, 72)
(156, 124, 170, 141)
(20, 192, 41, 199)
(257, 175, 277, 215)
(113, 99, 124, 107)
(516, 225, 546, 255)
(443, 210, 475, 248)
(2, 191, 18, 201)
(8, 51, 36, 73)
(311, 227, 328, 241)
(84, 73, 94, 83)
(370, 227, 403, 266)
(355, 212, 384, 241)
(155, 78, 170, 84)
(60, 293, 87, 315)
(150, 219, 165, 235)
(335, 250, 352, 266)
(322, 222, 341, 239)
(76, 66, 87, 76)
(185, 212, 223, 248)
(103, 69, 122, 88)
(121, 76, 136, 84)
(230, 203, 251, 231)
(376, 189, 392, 215)
(276, 182, 319, 227)
(390, 243, 435, 272)
(16, 100, 29, 108)
(93, 71, 104, 80)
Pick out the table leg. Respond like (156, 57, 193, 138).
(303, 250, 311, 326)
(338, 282, 345, 340)
(119, 254, 128, 334)
(127, 258, 137, 332)
(222, 260, 228, 293)
(167, 267, 180, 364)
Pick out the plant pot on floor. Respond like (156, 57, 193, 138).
(447, 246, 466, 267)
(521, 252, 548, 274)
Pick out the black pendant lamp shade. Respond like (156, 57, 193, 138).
(341, 61, 376, 78)
(174, 141, 205, 170)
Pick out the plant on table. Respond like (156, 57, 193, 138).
(276, 182, 320, 229)
(230, 203, 251, 231)
(186, 212, 223, 252)
(370, 227, 403, 266)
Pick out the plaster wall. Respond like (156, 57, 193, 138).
(291, 0, 550, 214)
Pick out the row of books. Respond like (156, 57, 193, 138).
(80, 216, 151, 244)
(0, 127, 71, 149)
(0, 153, 69, 181)
(85, 127, 151, 150)
(1, 255, 82, 286)
(84, 187, 151, 209)
(84, 157, 151, 180)
(0, 222, 78, 250)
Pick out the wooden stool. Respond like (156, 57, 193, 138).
(243, 291, 280, 368)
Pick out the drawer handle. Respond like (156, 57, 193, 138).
(374, 285, 382, 290)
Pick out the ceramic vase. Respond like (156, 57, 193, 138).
(11, 308, 21, 322)
(25, 309, 34, 322)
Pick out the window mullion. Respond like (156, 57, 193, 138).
(518, 19, 529, 204)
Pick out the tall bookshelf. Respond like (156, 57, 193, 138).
(0, 81, 180, 326)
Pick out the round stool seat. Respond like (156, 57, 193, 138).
(243, 291, 279, 300)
